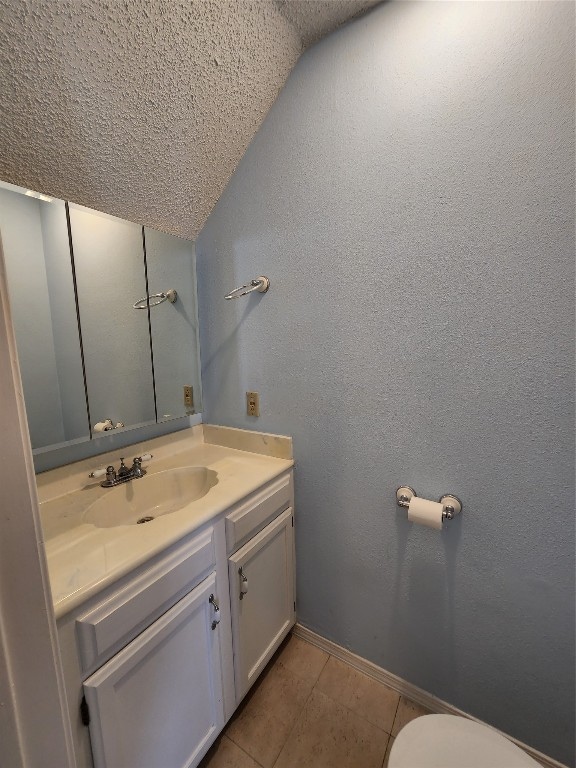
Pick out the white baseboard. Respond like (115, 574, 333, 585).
(292, 624, 568, 768)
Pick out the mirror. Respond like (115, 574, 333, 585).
(0, 183, 89, 450)
(0, 181, 202, 456)
(68, 203, 157, 433)
(144, 227, 201, 422)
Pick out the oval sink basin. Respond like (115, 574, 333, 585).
(83, 467, 218, 528)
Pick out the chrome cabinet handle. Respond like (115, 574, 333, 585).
(209, 594, 220, 630)
(239, 567, 248, 600)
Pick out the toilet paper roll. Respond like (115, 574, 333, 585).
(407, 497, 444, 530)
(94, 420, 112, 432)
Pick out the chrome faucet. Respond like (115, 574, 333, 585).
(89, 454, 153, 487)
(116, 457, 132, 480)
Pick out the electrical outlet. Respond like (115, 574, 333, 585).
(246, 391, 260, 417)
(183, 385, 194, 410)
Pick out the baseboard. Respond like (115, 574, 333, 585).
(292, 624, 569, 768)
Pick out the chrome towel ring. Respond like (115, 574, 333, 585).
(224, 276, 270, 300)
(133, 289, 177, 309)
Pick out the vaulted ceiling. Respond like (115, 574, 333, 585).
(0, 0, 380, 239)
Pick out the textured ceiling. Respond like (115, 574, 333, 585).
(277, 0, 381, 47)
(0, 1, 380, 239)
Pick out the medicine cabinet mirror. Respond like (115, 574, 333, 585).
(0, 180, 201, 456)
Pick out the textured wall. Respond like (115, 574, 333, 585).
(196, 2, 575, 764)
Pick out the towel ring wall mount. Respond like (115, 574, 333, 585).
(224, 276, 270, 300)
(133, 289, 178, 309)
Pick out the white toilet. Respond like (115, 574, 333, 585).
(389, 714, 540, 768)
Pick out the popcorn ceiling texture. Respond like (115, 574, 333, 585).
(0, 0, 380, 239)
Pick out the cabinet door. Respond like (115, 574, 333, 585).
(229, 507, 295, 701)
(83, 573, 224, 768)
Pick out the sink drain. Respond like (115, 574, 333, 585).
(136, 516, 155, 524)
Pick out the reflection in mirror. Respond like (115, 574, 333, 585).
(0, 182, 89, 450)
(144, 227, 202, 421)
(68, 204, 157, 435)
(1, 182, 203, 466)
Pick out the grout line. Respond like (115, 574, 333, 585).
(224, 730, 265, 768)
(282, 633, 330, 687)
(234, 737, 266, 768)
(221, 734, 266, 768)
(293, 624, 569, 768)
(382, 735, 395, 768)
(271, 636, 332, 768)
(313, 644, 330, 682)
(324, 670, 396, 735)
(390, 694, 402, 738)
(304, 638, 399, 738)
(271, 671, 318, 767)
(298, 641, 394, 766)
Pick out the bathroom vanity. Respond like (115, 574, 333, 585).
(39, 426, 295, 768)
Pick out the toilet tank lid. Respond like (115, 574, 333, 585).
(389, 715, 540, 768)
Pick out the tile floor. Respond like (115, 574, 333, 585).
(200, 633, 433, 768)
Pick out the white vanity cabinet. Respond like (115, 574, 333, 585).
(57, 524, 232, 768)
(225, 472, 296, 702)
(56, 468, 295, 768)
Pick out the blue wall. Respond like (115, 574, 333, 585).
(196, 2, 575, 763)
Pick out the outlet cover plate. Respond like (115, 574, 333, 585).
(246, 391, 260, 417)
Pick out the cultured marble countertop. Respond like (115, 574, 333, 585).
(38, 426, 293, 618)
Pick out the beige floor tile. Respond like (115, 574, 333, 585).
(274, 689, 389, 768)
(276, 634, 329, 684)
(391, 696, 432, 737)
(225, 657, 315, 768)
(315, 656, 400, 733)
(382, 736, 394, 768)
(199, 735, 262, 768)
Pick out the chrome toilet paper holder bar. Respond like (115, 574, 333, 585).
(396, 486, 462, 520)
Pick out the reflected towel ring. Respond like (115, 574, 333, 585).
(133, 289, 177, 309)
(224, 276, 270, 300)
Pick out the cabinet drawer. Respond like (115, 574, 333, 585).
(76, 529, 215, 675)
(225, 471, 292, 554)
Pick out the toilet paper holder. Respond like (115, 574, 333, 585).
(396, 486, 462, 520)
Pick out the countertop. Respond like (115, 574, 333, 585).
(39, 426, 293, 618)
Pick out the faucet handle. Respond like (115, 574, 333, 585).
(105, 465, 116, 484)
(130, 456, 145, 478)
(131, 454, 153, 477)
(117, 458, 131, 478)
(130, 453, 153, 465)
